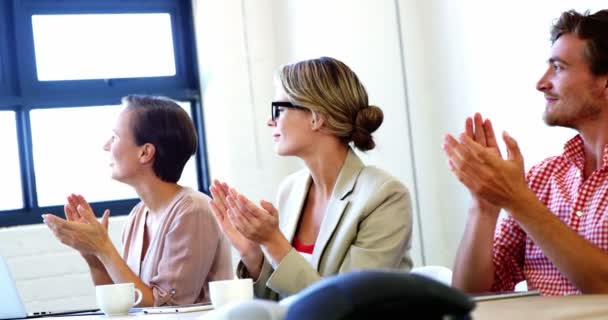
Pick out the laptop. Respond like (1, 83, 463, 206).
(473, 290, 541, 302)
(0, 256, 101, 319)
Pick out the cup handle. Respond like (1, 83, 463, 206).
(133, 288, 143, 307)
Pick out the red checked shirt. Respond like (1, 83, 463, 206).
(491, 135, 608, 296)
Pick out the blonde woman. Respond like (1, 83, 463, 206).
(209, 57, 413, 300)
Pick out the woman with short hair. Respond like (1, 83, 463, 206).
(44, 95, 233, 306)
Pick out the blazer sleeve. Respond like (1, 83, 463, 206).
(234, 174, 301, 300)
(252, 177, 413, 299)
(236, 247, 320, 300)
(236, 255, 281, 300)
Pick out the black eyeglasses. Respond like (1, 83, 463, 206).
(271, 101, 308, 121)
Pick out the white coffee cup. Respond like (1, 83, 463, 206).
(209, 278, 254, 308)
(95, 283, 142, 316)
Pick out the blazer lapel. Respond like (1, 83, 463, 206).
(280, 174, 312, 243)
(312, 149, 364, 269)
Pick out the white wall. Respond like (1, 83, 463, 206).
(194, 0, 606, 268)
(193, 0, 301, 203)
(1, 0, 607, 312)
(397, 0, 606, 265)
(194, 0, 425, 265)
(275, 0, 425, 265)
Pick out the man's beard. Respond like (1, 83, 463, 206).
(542, 102, 601, 129)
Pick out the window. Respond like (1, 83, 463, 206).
(0, 0, 208, 227)
(32, 13, 176, 81)
(0, 111, 23, 211)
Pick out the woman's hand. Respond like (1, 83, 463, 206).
(64, 195, 109, 266)
(209, 180, 262, 260)
(43, 194, 112, 257)
(225, 189, 281, 245)
(223, 186, 292, 265)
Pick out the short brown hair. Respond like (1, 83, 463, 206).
(550, 9, 608, 75)
(278, 57, 383, 151)
(122, 95, 197, 183)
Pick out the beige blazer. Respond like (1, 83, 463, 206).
(238, 149, 413, 300)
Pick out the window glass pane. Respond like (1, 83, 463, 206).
(32, 13, 176, 81)
(0, 111, 23, 210)
(30, 103, 198, 207)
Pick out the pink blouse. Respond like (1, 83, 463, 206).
(121, 187, 233, 306)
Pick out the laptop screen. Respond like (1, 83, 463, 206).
(0, 256, 102, 319)
(0, 256, 28, 319)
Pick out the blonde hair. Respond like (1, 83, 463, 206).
(278, 56, 383, 151)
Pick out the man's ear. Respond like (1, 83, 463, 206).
(139, 143, 156, 164)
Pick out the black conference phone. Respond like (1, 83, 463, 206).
(284, 269, 475, 320)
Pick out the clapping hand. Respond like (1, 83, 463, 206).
(209, 180, 261, 256)
(224, 187, 281, 245)
(43, 194, 112, 256)
(443, 113, 528, 211)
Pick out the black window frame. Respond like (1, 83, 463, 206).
(0, 0, 210, 227)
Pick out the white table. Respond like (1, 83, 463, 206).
(45, 294, 608, 319)
(472, 294, 608, 319)
(46, 310, 211, 319)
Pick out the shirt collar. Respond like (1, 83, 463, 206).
(563, 134, 608, 170)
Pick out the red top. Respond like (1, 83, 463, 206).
(491, 135, 608, 295)
(292, 237, 315, 254)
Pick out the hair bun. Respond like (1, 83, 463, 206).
(351, 105, 383, 151)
